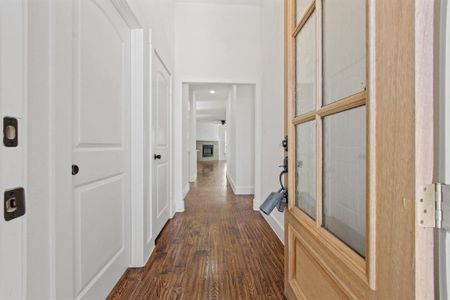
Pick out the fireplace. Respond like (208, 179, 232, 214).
(202, 144, 214, 158)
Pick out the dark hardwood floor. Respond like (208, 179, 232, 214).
(109, 161, 285, 299)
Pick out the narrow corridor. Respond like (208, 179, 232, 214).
(109, 161, 284, 299)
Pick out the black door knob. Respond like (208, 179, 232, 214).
(72, 164, 79, 175)
(154, 154, 162, 160)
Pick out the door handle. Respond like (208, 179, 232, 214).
(72, 164, 79, 175)
(154, 154, 162, 160)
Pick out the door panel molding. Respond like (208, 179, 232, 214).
(286, 214, 367, 299)
(156, 162, 169, 217)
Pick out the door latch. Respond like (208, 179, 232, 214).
(4, 188, 25, 221)
(3, 117, 18, 147)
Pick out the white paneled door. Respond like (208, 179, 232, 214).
(68, 0, 131, 299)
(152, 51, 171, 239)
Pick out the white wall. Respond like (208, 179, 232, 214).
(235, 85, 255, 192)
(257, 0, 285, 242)
(182, 84, 190, 198)
(126, 0, 174, 71)
(175, 1, 261, 211)
(175, 2, 261, 83)
(226, 90, 236, 186)
(189, 93, 197, 182)
(196, 121, 220, 141)
(226, 84, 255, 195)
(218, 124, 227, 161)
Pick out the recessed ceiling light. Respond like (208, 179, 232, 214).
(209, 90, 215, 94)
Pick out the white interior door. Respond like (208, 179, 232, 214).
(65, 0, 132, 299)
(152, 51, 171, 239)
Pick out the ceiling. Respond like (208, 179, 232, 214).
(190, 83, 232, 123)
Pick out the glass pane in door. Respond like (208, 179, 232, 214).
(323, 106, 366, 256)
(323, 0, 366, 105)
(296, 12, 316, 116)
(296, 121, 316, 219)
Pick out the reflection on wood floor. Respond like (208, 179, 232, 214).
(109, 160, 285, 299)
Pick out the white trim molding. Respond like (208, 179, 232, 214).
(226, 173, 254, 195)
(174, 200, 185, 213)
(233, 185, 255, 195)
(130, 28, 145, 267)
(189, 174, 197, 183)
(183, 183, 190, 199)
(262, 214, 284, 244)
(226, 172, 236, 193)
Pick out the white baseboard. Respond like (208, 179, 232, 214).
(226, 172, 237, 193)
(262, 213, 285, 244)
(254, 199, 284, 244)
(234, 186, 254, 195)
(174, 200, 185, 213)
(183, 183, 190, 199)
(143, 242, 155, 266)
(189, 173, 197, 183)
(226, 173, 254, 195)
(253, 198, 260, 211)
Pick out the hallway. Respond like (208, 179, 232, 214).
(109, 161, 284, 299)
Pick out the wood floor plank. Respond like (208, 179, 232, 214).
(109, 161, 285, 300)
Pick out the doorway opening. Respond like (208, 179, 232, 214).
(181, 83, 256, 199)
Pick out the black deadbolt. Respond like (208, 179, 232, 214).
(72, 164, 79, 175)
(282, 136, 288, 152)
(154, 154, 162, 160)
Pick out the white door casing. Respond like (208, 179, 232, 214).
(151, 51, 171, 240)
(0, 0, 27, 299)
(55, 0, 132, 298)
(439, 1, 450, 299)
(144, 35, 154, 262)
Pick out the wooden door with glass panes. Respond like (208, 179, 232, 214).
(284, 0, 434, 299)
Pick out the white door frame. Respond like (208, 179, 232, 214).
(114, 2, 176, 268)
(0, 0, 28, 299)
(439, 1, 450, 298)
(140, 33, 175, 265)
(175, 79, 262, 217)
(129, 27, 145, 268)
(112, 0, 156, 269)
(152, 48, 174, 220)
